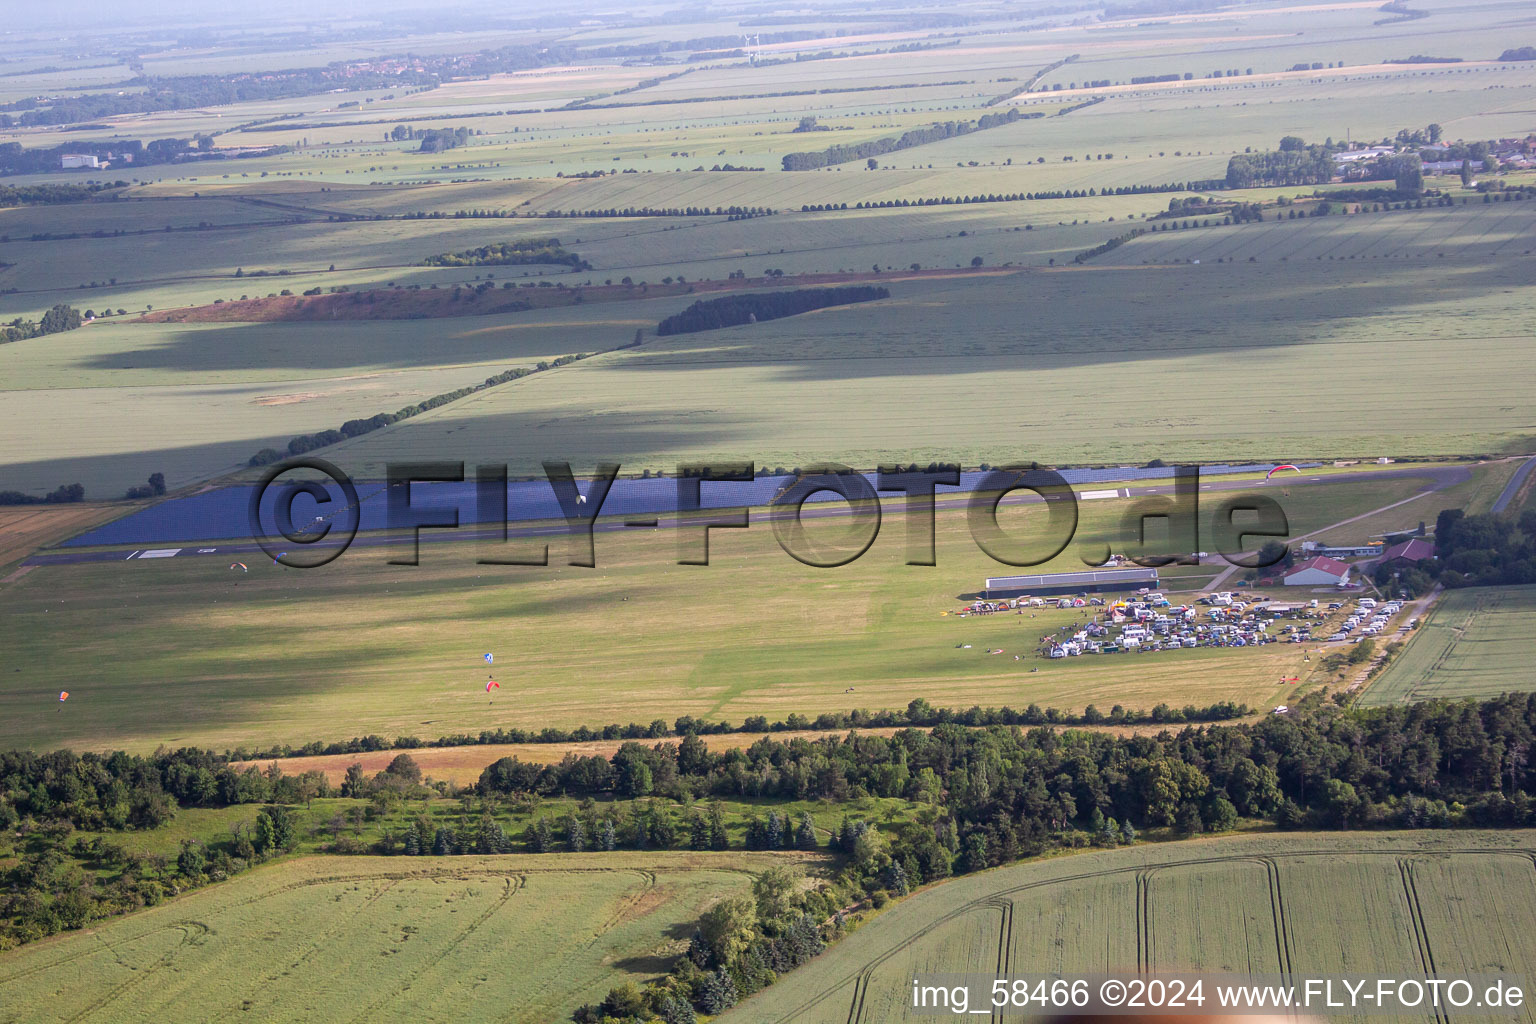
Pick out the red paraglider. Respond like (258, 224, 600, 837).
(485, 680, 500, 692)
(1266, 464, 1300, 480)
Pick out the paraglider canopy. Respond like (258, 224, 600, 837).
(485, 679, 500, 692)
(484, 653, 494, 665)
(230, 562, 248, 572)
(58, 691, 69, 702)
(1266, 464, 1300, 479)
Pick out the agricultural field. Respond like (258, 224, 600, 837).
(1359, 586, 1536, 706)
(0, 851, 815, 1024)
(3, 0, 1536, 1016)
(317, 259, 1536, 480)
(723, 831, 1536, 1024)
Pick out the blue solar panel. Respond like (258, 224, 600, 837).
(60, 463, 1306, 547)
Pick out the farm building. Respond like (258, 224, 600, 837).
(60, 154, 100, 169)
(1379, 537, 1435, 569)
(1283, 556, 1351, 587)
(983, 567, 1158, 597)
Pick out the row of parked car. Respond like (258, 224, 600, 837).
(1324, 597, 1408, 642)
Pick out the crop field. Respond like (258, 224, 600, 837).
(1358, 586, 1536, 706)
(0, 505, 124, 569)
(0, 468, 1454, 753)
(317, 260, 1536, 479)
(722, 831, 1536, 1024)
(1101, 200, 1536, 266)
(0, 851, 814, 1024)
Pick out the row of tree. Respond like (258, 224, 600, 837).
(534, 205, 777, 218)
(0, 483, 84, 506)
(247, 353, 590, 466)
(799, 179, 1230, 215)
(228, 698, 1251, 763)
(781, 107, 1035, 171)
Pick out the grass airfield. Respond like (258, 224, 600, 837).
(0, 465, 1471, 753)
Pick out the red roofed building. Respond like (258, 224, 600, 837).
(1379, 538, 1435, 569)
(1283, 556, 1352, 587)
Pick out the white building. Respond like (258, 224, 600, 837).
(61, 154, 101, 169)
(1283, 556, 1352, 587)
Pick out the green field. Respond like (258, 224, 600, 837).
(1359, 586, 1536, 706)
(0, 851, 814, 1024)
(0, 468, 1466, 753)
(722, 830, 1536, 1023)
(315, 260, 1536, 481)
(4, 0, 1536, 502)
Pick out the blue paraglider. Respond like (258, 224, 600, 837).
(484, 653, 494, 665)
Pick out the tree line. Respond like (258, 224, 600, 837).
(0, 483, 84, 506)
(782, 107, 1036, 171)
(798, 179, 1230, 214)
(247, 353, 592, 466)
(534, 205, 777, 218)
(0, 182, 122, 205)
(227, 698, 1251, 764)
(656, 286, 888, 336)
(1, 304, 83, 346)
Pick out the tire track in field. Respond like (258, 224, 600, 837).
(261, 878, 402, 984)
(1136, 870, 1152, 975)
(0, 868, 515, 988)
(342, 873, 524, 1024)
(586, 869, 659, 941)
(1259, 856, 1294, 983)
(57, 921, 211, 1024)
(747, 846, 1535, 1024)
(1398, 858, 1448, 1024)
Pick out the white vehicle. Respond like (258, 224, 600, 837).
(1359, 598, 1377, 609)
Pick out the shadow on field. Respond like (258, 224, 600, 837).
(594, 260, 1532, 382)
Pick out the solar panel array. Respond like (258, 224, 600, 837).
(61, 464, 1302, 547)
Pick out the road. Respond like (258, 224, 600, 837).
(20, 462, 1473, 570)
(1490, 455, 1535, 514)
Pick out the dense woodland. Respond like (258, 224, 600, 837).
(420, 238, 589, 269)
(5, 695, 1536, 963)
(0, 303, 82, 346)
(1375, 508, 1536, 592)
(655, 286, 888, 335)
